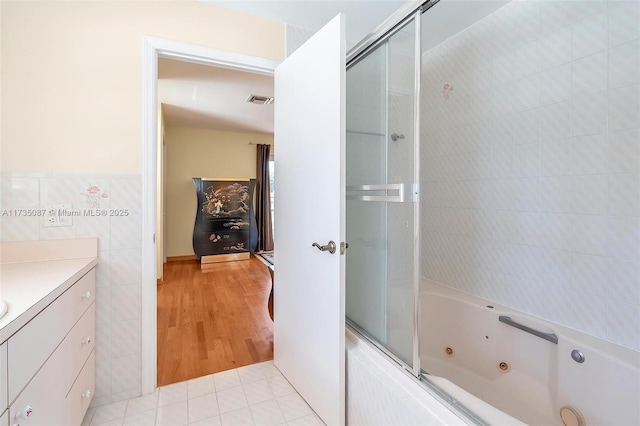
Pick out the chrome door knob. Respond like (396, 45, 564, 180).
(312, 241, 336, 254)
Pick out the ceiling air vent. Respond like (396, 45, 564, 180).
(246, 94, 274, 105)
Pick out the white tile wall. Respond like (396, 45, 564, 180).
(572, 11, 608, 59)
(609, 1, 640, 47)
(421, 0, 640, 350)
(0, 172, 143, 404)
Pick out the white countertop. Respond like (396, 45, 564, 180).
(0, 257, 98, 343)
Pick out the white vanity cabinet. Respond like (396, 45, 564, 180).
(2, 264, 96, 426)
(1, 341, 7, 426)
(8, 270, 95, 401)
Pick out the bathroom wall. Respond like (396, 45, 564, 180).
(1, 0, 286, 407)
(164, 127, 273, 257)
(0, 173, 143, 406)
(0, 1, 284, 175)
(421, 0, 639, 350)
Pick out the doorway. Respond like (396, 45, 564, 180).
(141, 37, 280, 393)
(156, 57, 275, 386)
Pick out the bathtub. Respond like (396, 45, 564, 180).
(420, 280, 640, 425)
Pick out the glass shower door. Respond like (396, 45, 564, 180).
(346, 19, 417, 368)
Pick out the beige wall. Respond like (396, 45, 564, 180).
(165, 126, 273, 257)
(0, 1, 284, 174)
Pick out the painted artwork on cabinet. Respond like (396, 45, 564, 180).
(202, 181, 251, 221)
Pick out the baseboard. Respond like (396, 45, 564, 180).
(167, 255, 198, 262)
(201, 252, 250, 264)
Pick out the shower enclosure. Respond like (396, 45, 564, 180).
(346, 0, 640, 424)
(346, 15, 419, 372)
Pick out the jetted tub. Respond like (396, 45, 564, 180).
(420, 280, 640, 425)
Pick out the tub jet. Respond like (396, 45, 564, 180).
(498, 361, 511, 372)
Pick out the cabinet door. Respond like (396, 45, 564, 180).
(9, 346, 66, 426)
(0, 409, 8, 426)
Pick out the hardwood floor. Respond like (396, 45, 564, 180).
(157, 256, 274, 386)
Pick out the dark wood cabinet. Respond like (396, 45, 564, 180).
(192, 178, 256, 263)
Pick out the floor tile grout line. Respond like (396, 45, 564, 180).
(87, 361, 304, 426)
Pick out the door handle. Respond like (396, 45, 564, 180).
(312, 241, 336, 254)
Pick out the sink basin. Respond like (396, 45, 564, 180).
(0, 300, 7, 319)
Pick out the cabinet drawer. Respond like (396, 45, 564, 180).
(8, 270, 95, 402)
(65, 351, 95, 426)
(58, 303, 95, 394)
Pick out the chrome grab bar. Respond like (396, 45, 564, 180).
(499, 315, 558, 344)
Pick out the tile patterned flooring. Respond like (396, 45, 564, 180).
(83, 361, 323, 426)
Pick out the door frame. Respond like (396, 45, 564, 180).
(141, 36, 280, 393)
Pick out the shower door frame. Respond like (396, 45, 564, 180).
(346, 0, 427, 381)
(345, 1, 490, 424)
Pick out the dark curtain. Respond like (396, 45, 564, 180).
(256, 144, 274, 251)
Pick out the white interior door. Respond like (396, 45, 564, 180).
(273, 14, 346, 426)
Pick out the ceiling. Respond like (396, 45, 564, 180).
(158, 58, 275, 134)
(159, 0, 510, 134)
(159, 0, 409, 134)
(205, 0, 409, 46)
